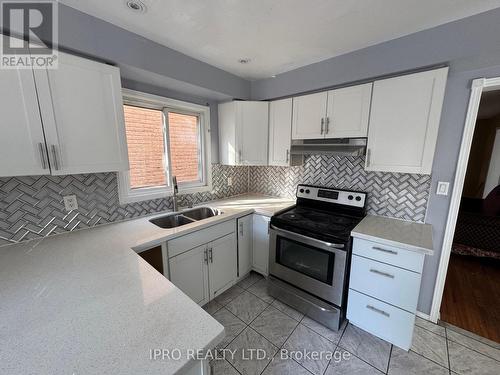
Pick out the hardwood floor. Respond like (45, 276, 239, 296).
(441, 253, 500, 343)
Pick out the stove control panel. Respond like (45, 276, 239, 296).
(296, 184, 366, 208)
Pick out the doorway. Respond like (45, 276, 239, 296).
(432, 78, 500, 343)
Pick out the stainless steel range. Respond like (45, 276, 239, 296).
(268, 184, 367, 330)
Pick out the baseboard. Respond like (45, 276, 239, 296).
(416, 311, 431, 321)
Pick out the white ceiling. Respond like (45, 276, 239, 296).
(60, 0, 500, 80)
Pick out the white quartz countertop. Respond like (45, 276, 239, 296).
(0, 194, 294, 375)
(351, 215, 434, 255)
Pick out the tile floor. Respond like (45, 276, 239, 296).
(204, 272, 500, 375)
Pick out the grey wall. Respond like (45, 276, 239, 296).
(249, 8, 500, 314)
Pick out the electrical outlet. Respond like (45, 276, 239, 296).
(436, 182, 450, 196)
(63, 195, 78, 211)
(227, 177, 233, 186)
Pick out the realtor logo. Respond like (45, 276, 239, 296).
(1, 0, 58, 68)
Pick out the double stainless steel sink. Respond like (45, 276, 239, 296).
(149, 207, 222, 229)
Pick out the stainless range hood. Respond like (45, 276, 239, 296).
(290, 138, 367, 157)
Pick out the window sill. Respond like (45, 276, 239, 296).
(118, 182, 213, 205)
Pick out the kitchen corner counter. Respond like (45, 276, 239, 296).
(0, 193, 294, 375)
(351, 215, 434, 255)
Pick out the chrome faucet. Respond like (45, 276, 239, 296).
(172, 175, 179, 212)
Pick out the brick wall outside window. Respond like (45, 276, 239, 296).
(123, 106, 202, 189)
(168, 112, 201, 183)
(124, 105, 166, 189)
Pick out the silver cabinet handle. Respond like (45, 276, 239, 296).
(370, 269, 395, 279)
(286, 149, 290, 163)
(372, 246, 398, 255)
(209, 247, 213, 263)
(38, 142, 48, 169)
(366, 304, 390, 317)
(320, 118, 324, 134)
(325, 117, 330, 134)
(204, 248, 208, 264)
(50, 145, 60, 171)
(366, 148, 371, 168)
(239, 222, 243, 236)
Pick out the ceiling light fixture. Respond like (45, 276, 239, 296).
(238, 58, 251, 64)
(125, 0, 147, 13)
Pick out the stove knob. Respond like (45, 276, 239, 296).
(299, 188, 304, 193)
(305, 189, 310, 194)
(348, 195, 353, 200)
(355, 196, 362, 201)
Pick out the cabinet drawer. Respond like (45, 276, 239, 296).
(352, 237, 424, 273)
(168, 220, 235, 258)
(349, 255, 421, 312)
(347, 289, 415, 351)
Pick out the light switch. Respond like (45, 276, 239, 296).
(436, 182, 450, 196)
(63, 195, 78, 211)
(227, 177, 233, 186)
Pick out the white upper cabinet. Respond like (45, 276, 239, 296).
(292, 92, 327, 139)
(0, 49, 129, 177)
(325, 83, 372, 138)
(366, 67, 448, 174)
(0, 69, 49, 177)
(34, 51, 129, 175)
(218, 101, 269, 166)
(292, 83, 372, 140)
(268, 98, 293, 166)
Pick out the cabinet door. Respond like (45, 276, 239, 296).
(237, 215, 253, 278)
(34, 51, 129, 175)
(292, 92, 327, 140)
(0, 69, 49, 177)
(237, 102, 269, 165)
(325, 83, 372, 138)
(218, 102, 238, 165)
(366, 68, 448, 174)
(169, 245, 209, 306)
(252, 215, 270, 276)
(268, 98, 293, 166)
(208, 233, 237, 300)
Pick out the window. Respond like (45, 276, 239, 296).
(118, 89, 211, 204)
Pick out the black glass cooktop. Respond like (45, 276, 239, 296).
(271, 206, 364, 243)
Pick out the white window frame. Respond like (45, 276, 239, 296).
(118, 89, 212, 204)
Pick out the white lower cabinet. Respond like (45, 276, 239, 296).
(347, 289, 415, 350)
(167, 221, 237, 305)
(252, 215, 270, 275)
(237, 215, 253, 279)
(169, 245, 210, 305)
(347, 237, 425, 350)
(208, 233, 238, 299)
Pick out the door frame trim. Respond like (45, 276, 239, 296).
(430, 76, 500, 323)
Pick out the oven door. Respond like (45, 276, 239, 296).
(269, 225, 347, 306)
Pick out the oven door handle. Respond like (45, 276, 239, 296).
(270, 225, 345, 249)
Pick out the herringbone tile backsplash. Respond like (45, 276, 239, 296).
(0, 164, 248, 246)
(0, 155, 431, 246)
(249, 155, 431, 222)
